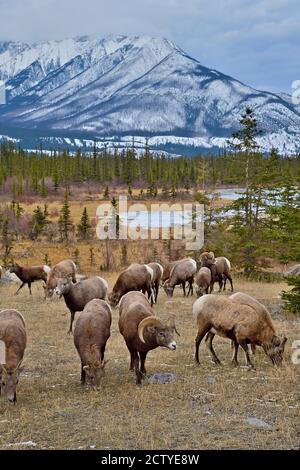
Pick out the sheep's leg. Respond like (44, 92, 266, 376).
(205, 332, 222, 365)
(131, 351, 142, 385)
(231, 341, 239, 367)
(101, 346, 106, 361)
(240, 340, 255, 368)
(81, 363, 86, 384)
(195, 326, 211, 365)
(182, 282, 186, 296)
(139, 351, 148, 376)
(228, 275, 234, 292)
(209, 281, 214, 293)
(28, 282, 32, 295)
(68, 311, 75, 335)
(15, 282, 25, 295)
(218, 277, 223, 292)
(155, 281, 159, 302)
(223, 276, 226, 291)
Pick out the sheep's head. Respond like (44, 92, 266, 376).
(54, 276, 72, 296)
(264, 336, 287, 366)
(163, 282, 174, 297)
(108, 292, 120, 307)
(138, 316, 178, 350)
(196, 286, 206, 297)
(8, 264, 19, 274)
(200, 251, 215, 268)
(83, 360, 107, 389)
(0, 362, 24, 404)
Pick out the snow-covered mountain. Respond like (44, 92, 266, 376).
(0, 35, 299, 155)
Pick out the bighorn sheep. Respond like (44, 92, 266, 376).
(9, 264, 50, 295)
(108, 263, 154, 307)
(163, 258, 197, 297)
(73, 299, 111, 389)
(193, 294, 287, 368)
(195, 267, 212, 297)
(200, 252, 233, 292)
(54, 276, 108, 334)
(118, 291, 178, 384)
(147, 262, 163, 303)
(0, 309, 26, 403)
(44, 259, 76, 298)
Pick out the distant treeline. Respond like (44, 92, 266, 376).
(0, 141, 299, 197)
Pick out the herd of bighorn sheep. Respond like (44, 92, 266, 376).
(0, 253, 288, 402)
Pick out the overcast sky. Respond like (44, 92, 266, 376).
(0, 0, 299, 93)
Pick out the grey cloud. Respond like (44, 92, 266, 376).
(0, 0, 299, 92)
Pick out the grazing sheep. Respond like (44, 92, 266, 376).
(9, 263, 50, 295)
(195, 267, 212, 297)
(108, 263, 154, 308)
(147, 262, 163, 302)
(201, 254, 233, 292)
(118, 291, 178, 384)
(44, 259, 76, 298)
(163, 258, 197, 297)
(73, 299, 111, 389)
(54, 276, 108, 334)
(193, 294, 287, 368)
(0, 309, 26, 403)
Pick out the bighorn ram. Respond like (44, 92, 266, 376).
(54, 276, 108, 334)
(0, 309, 26, 403)
(195, 267, 212, 297)
(108, 263, 154, 307)
(200, 252, 233, 292)
(147, 262, 163, 302)
(163, 258, 197, 297)
(118, 291, 178, 384)
(73, 299, 111, 389)
(9, 264, 50, 295)
(193, 294, 287, 368)
(44, 259, 76, 298)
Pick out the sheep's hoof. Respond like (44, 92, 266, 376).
(212, 359, 222, 366)
(194, 360, 201, 367)
(231, 360, 239, 368)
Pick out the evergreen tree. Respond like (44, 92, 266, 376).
(58, 191, 74, 242)
(77, 207, 92, 240)
(282, 276, 300, 314)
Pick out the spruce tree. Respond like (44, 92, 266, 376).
(77, 207, 92, 240)
(58, 191, 74, 242)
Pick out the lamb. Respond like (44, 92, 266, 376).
(200, 253, 233, 292)
(0, 309, 26, 403)
(108, 263, 154, 307)
(118, 291, 178, 384)
(54, 275, 108, 334)
(147, 262, 163, 303)
(44, 259, 76, 298)
(163, 258, 197, 297)
(9, 263, 50, 295)
(193, 294, 287, 368)
(195, 267, 212, 297)
(73, 299, 111, 389)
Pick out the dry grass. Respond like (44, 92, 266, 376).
(0, 277, 299, 450)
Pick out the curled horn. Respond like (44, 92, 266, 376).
(138, 316, 163, 343)
(167, 315, 180, 336)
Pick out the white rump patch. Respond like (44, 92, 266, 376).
(145, 265, 154, 280)
(188, 259, 197, 273)
(71, 261, 77, 271)
(97, 276, 108, 291)
(224, 257, 231, 270)
(0, 340, 6, 365)
(192, 295, 209, 320)
(157, 263, 164, 276)
(43, 265, 51, 274)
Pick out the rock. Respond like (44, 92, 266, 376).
(207, 376, 216, 384)
(148, 372, 177, 384)
(0, 272, 17, 284)
(8, 441, 37, 447)
(245, 417, 272, 430)
(284, 264, 300, 277)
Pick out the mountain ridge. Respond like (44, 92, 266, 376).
(0, 35, 299, 154)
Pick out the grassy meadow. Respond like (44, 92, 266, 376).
(0, 276, 299, 450)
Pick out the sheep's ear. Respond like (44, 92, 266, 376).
(147, 326, 156, 334)
(83, 365, 90, 371)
